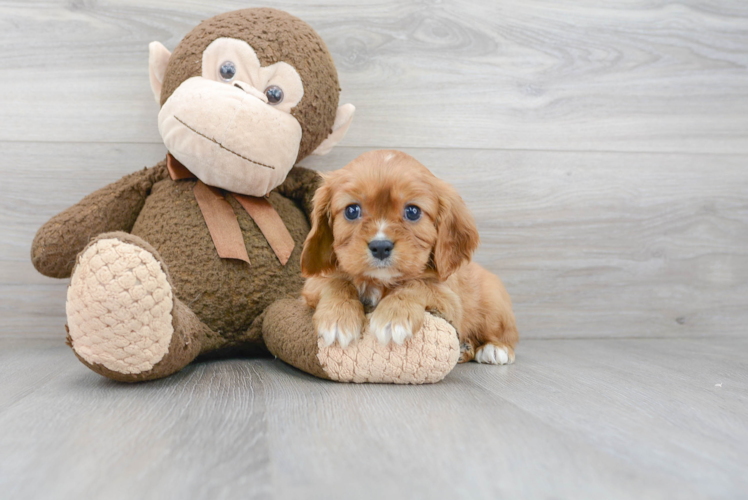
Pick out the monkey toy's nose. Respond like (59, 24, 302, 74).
(369, 240, 394, 260)
(233, 81, 268, 103)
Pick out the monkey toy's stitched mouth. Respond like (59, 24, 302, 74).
(174, 116, 275, 170)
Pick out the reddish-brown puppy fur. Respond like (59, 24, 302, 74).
(300, 150, 518, 364)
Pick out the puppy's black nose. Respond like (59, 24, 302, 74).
(369, 240, 394, 260)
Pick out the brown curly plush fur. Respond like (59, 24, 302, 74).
(32, 162, 321, 372)
(31, 166, 170, 279)
(131, 166, 312, 336)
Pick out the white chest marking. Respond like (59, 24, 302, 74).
(358, 283, 383, 308)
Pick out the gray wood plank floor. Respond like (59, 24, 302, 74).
(2, 337, 746, 499)
(2, 1, 747, 498)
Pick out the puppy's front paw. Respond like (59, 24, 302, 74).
(314, 301, 365, 348)
(369, 299, 424, 345)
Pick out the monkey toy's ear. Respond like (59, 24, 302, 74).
(148, 42, 172, 104)
(312, 103, 356, 156)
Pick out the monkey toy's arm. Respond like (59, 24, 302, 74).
(274, 166, 323, 219)
(31, 161, 169, 279)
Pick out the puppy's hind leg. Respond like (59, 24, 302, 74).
(474, 318, 518, 365)
(473, 286, 518, 366)
(474, 342, 515, 365)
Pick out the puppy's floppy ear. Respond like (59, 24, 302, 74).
(301, 178, 336, 277)
(432, 180, 480, 280)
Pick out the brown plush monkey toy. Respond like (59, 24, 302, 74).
(31, 8, 459, 384)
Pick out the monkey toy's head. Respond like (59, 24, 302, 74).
(148, 8, 354, 197)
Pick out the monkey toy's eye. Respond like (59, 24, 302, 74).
(404, 205, 422, 222)
(344, 204, 361, 221)
(264, 85, 284, 105)
(219, 61, 237, 81)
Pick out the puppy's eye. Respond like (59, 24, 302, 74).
(344, 204, 362, 221)
(404, 205, 422, 222)
(219, 61, 237, 82)
(265, 85, 284, 104)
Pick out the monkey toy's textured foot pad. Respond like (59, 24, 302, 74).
(319, 313, 461, 384)
(263, 299, 460, 384)
(66, 236, 175, 375)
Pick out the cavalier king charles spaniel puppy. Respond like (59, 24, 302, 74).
(300, 150, 518, 364)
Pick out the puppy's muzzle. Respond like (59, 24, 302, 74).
(369, 239, 394, 260)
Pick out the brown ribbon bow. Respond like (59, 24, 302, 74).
(167, 154, 295, 266)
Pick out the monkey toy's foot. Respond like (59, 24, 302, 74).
(263, 299, 461, 384)
(65, 232, 203, 382)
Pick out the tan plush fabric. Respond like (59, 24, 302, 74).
(159, 8, 340, 163)
(159, 76, 303, 196)
(311, 103, 356, 156)
(318, 313, 460, 384)
(66, 232, 259, 383)
(148, 41, 171, 103)
(67, 237, 175, 374)
(200, 38, 305, 115)
(263, 299, 460, 384)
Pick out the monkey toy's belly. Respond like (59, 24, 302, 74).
(131, 176, 310, 336)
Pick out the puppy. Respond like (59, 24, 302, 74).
(300, 150, 518, 365)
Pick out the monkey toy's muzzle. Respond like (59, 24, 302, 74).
(158, 76, 302, 197)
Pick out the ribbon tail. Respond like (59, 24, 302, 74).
(167, 153, 196, 180)
(193, 181, 250, 264)
(233, 194, 295, 266)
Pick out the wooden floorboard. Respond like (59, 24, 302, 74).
(1, 337, 745, 499)
(0, 1, 746, 152)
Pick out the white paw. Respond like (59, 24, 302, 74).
(317, 321, 359, 348)
(475, 344, 513, 365)
(369, 316, 413, 345)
